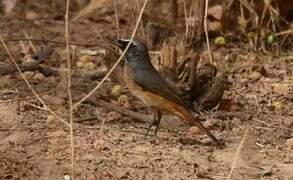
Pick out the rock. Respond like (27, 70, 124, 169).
(204, 120, 215, 130)
(286, 138, 293, 150)
(76, 61, 84, 68)
(106, 111, 122, 121)
(248, 71, 262, 81)
(33, 72, 45, 81)
(93, 139, 106, 152)
(24, 71, 34, 79)
(47, 115, 55, 125)
(187, 126, 202, 135)
(272, 101, 284, 110)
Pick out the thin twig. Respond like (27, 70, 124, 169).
(182, 0, 188, 45)
(0, 34, 70, 127)
(23, 31, 36, 53)
(4, 38, 118, 55)
(113, 0, 120, 39)
(73, 0, 149, 109)
(65, 0, 75, 179)
(204, 0, 213, 64)
(227, 126, 249, 179)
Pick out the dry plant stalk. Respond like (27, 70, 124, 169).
(183, 0, 204, 46)
(113, 0, 120, 39)
(161, 40, 177, 71)
(73, 0, 150, 109)
(65, 0, 75, 179)
(227, 126, 249, 179)
(204, 0, 213, 64)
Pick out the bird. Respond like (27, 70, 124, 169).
(116, 38, 220, 145)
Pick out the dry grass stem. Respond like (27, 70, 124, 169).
(204, 0, 213, 64)
(65, 0, 75, 179)
(227, 126, 249, 179)
(113, 0, 120, 39)
(73, 0, 149, 109)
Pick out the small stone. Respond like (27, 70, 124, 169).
(76, 61, 84, 68)
(47, 115, 55, 125)
(248, 71, 262, 81)
(93, 139, 106, 152)
(204, 120, 215, 130)
(272, 101, 284, 110)
(187, 126, 202, 135)
(33, 73, 45, 81)
(64, 175, 70, 180)
(26, 11, 39, 20)
(106, 111, 122, 121)
(24, 71, 34, 79)
(286, 138, 293, 150)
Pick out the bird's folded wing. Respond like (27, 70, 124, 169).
(132, 66, 194, 110)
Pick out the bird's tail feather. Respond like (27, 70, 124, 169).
(181, 108, 220, 144)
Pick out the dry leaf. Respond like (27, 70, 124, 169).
(111, 85, 123, 97)
(3, 0, 17, 15)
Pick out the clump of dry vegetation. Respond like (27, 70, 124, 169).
(0, 0, 292, 179)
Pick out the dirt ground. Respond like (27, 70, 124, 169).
(0, 1, 292, 180)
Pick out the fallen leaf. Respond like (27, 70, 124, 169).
(215, 36, 226, 45)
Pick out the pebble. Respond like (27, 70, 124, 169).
(286, 138, 293, 150)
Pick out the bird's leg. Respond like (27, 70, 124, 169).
(153, 111, 162, 136)
(146, 111, 162, 136)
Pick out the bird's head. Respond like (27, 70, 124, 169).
(116, 38, 150, 66)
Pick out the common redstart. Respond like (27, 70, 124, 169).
(116, 39, 220, 144)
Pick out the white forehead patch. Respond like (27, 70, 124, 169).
(120, 38, 138, 46)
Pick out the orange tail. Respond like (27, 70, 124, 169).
(176, 106, 220, 144)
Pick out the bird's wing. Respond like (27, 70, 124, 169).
(132, 66, 194, 110)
